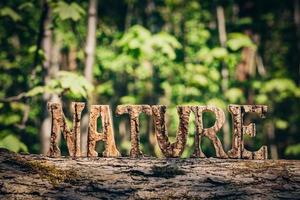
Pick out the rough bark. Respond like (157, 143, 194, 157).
(228, 105, 268, 160)
(87, 105, 120, 157)
(151, 105, 191, 158)
(0, 148, 299, 199)
(47, 102, 85, 158)
(191, 106, 228, 159)
(116, 105, 152, 158)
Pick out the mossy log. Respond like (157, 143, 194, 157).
(0, 148, 300, 199)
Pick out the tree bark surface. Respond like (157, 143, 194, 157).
(0, 148, 299, 199)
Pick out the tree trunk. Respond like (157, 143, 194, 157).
(81, 0, 98, 156)
(84, 0, 97, 83)
(0, 148, 299, 199)
(125, 0, 134, 30)
(39, 1, 60, 154)
(294, 0, 300, 86)
(216, 5, 230, 151)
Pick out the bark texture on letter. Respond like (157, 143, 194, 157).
(116, 105, 152, 158)
(47, 102, 85, 158)
(191, 106, 228, 158)
(152, 105, 191, 158)
(228, 104, 268, 159)
(87, 105, 120, 157)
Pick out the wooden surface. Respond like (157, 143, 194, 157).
(0, 148, 299, 199)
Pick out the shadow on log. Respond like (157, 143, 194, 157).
(0, 148, 299, 199)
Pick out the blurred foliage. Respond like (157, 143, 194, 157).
(52, 1, 85, 21)
(0, 0, 299, 159)
(27, 71, 94, 99)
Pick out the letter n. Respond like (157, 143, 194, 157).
(47, 102, 85, 158)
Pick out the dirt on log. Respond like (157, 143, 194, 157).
(0, 148, 300, 199)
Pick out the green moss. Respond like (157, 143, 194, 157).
(8, 157, 78, 186)
(27, 160, 77, 186)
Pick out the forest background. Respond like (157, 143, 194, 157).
(0, 0, 299, 159)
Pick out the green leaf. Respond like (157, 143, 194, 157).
(207, 98, 226, 109)
(227, 33, 255, 51)
(145, 32, 181, 59)
(261, 78, 300, 101)
(18, 2, 34, 10)
(211, 47, 228, 59)
(0, 114, 21, 126)
(120, 96, 136, 104)
(196, 47, 213, 63)
(275, 119, 288, 130)
(95, 81, 113, 96)
(237, 17, 253, 26)
(0, 135, 28, 152)
(53, 2, 85, 21)
(191, 74, 208, 86)
(285, 144, 300, 156)
(26, 86, 45, 97)
(225, 88, 245, 103)
(0, 7, 22, 21)
(184, 87, 201, 96)
(118, 25, 151, 49)
(57, 71, 94, 98)
(255, 94, 268, 104)
(25, 71, 93, 99)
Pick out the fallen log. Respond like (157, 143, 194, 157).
(0, 148, 299, 199)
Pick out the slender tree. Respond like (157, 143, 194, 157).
(39, 1, 60, 154)
(294, 0, 300, 86)
(216, 5, 230, 150)
(81, 0, 98, 155)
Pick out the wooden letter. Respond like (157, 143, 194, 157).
(191, 106, 228, 158)
(116, 105, 152, 158)
(48, 102, 85, 158)
(152, 105, 191, 158)
(228, 105, 268, 159)
(87, 105, 120, 157)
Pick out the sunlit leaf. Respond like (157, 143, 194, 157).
(275, 119, 288, 130)
(26, 86, 45, 97)
(211, 47, 228, 59)
(227, 33, 255, 51)
(53, 2, 85, 21)
(0, 7, 21, 21)
(225, 88, 245, 103)
(120, 96, 136, 104)
(0, 135, 28, 152)
(285, 144, 300, 156)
